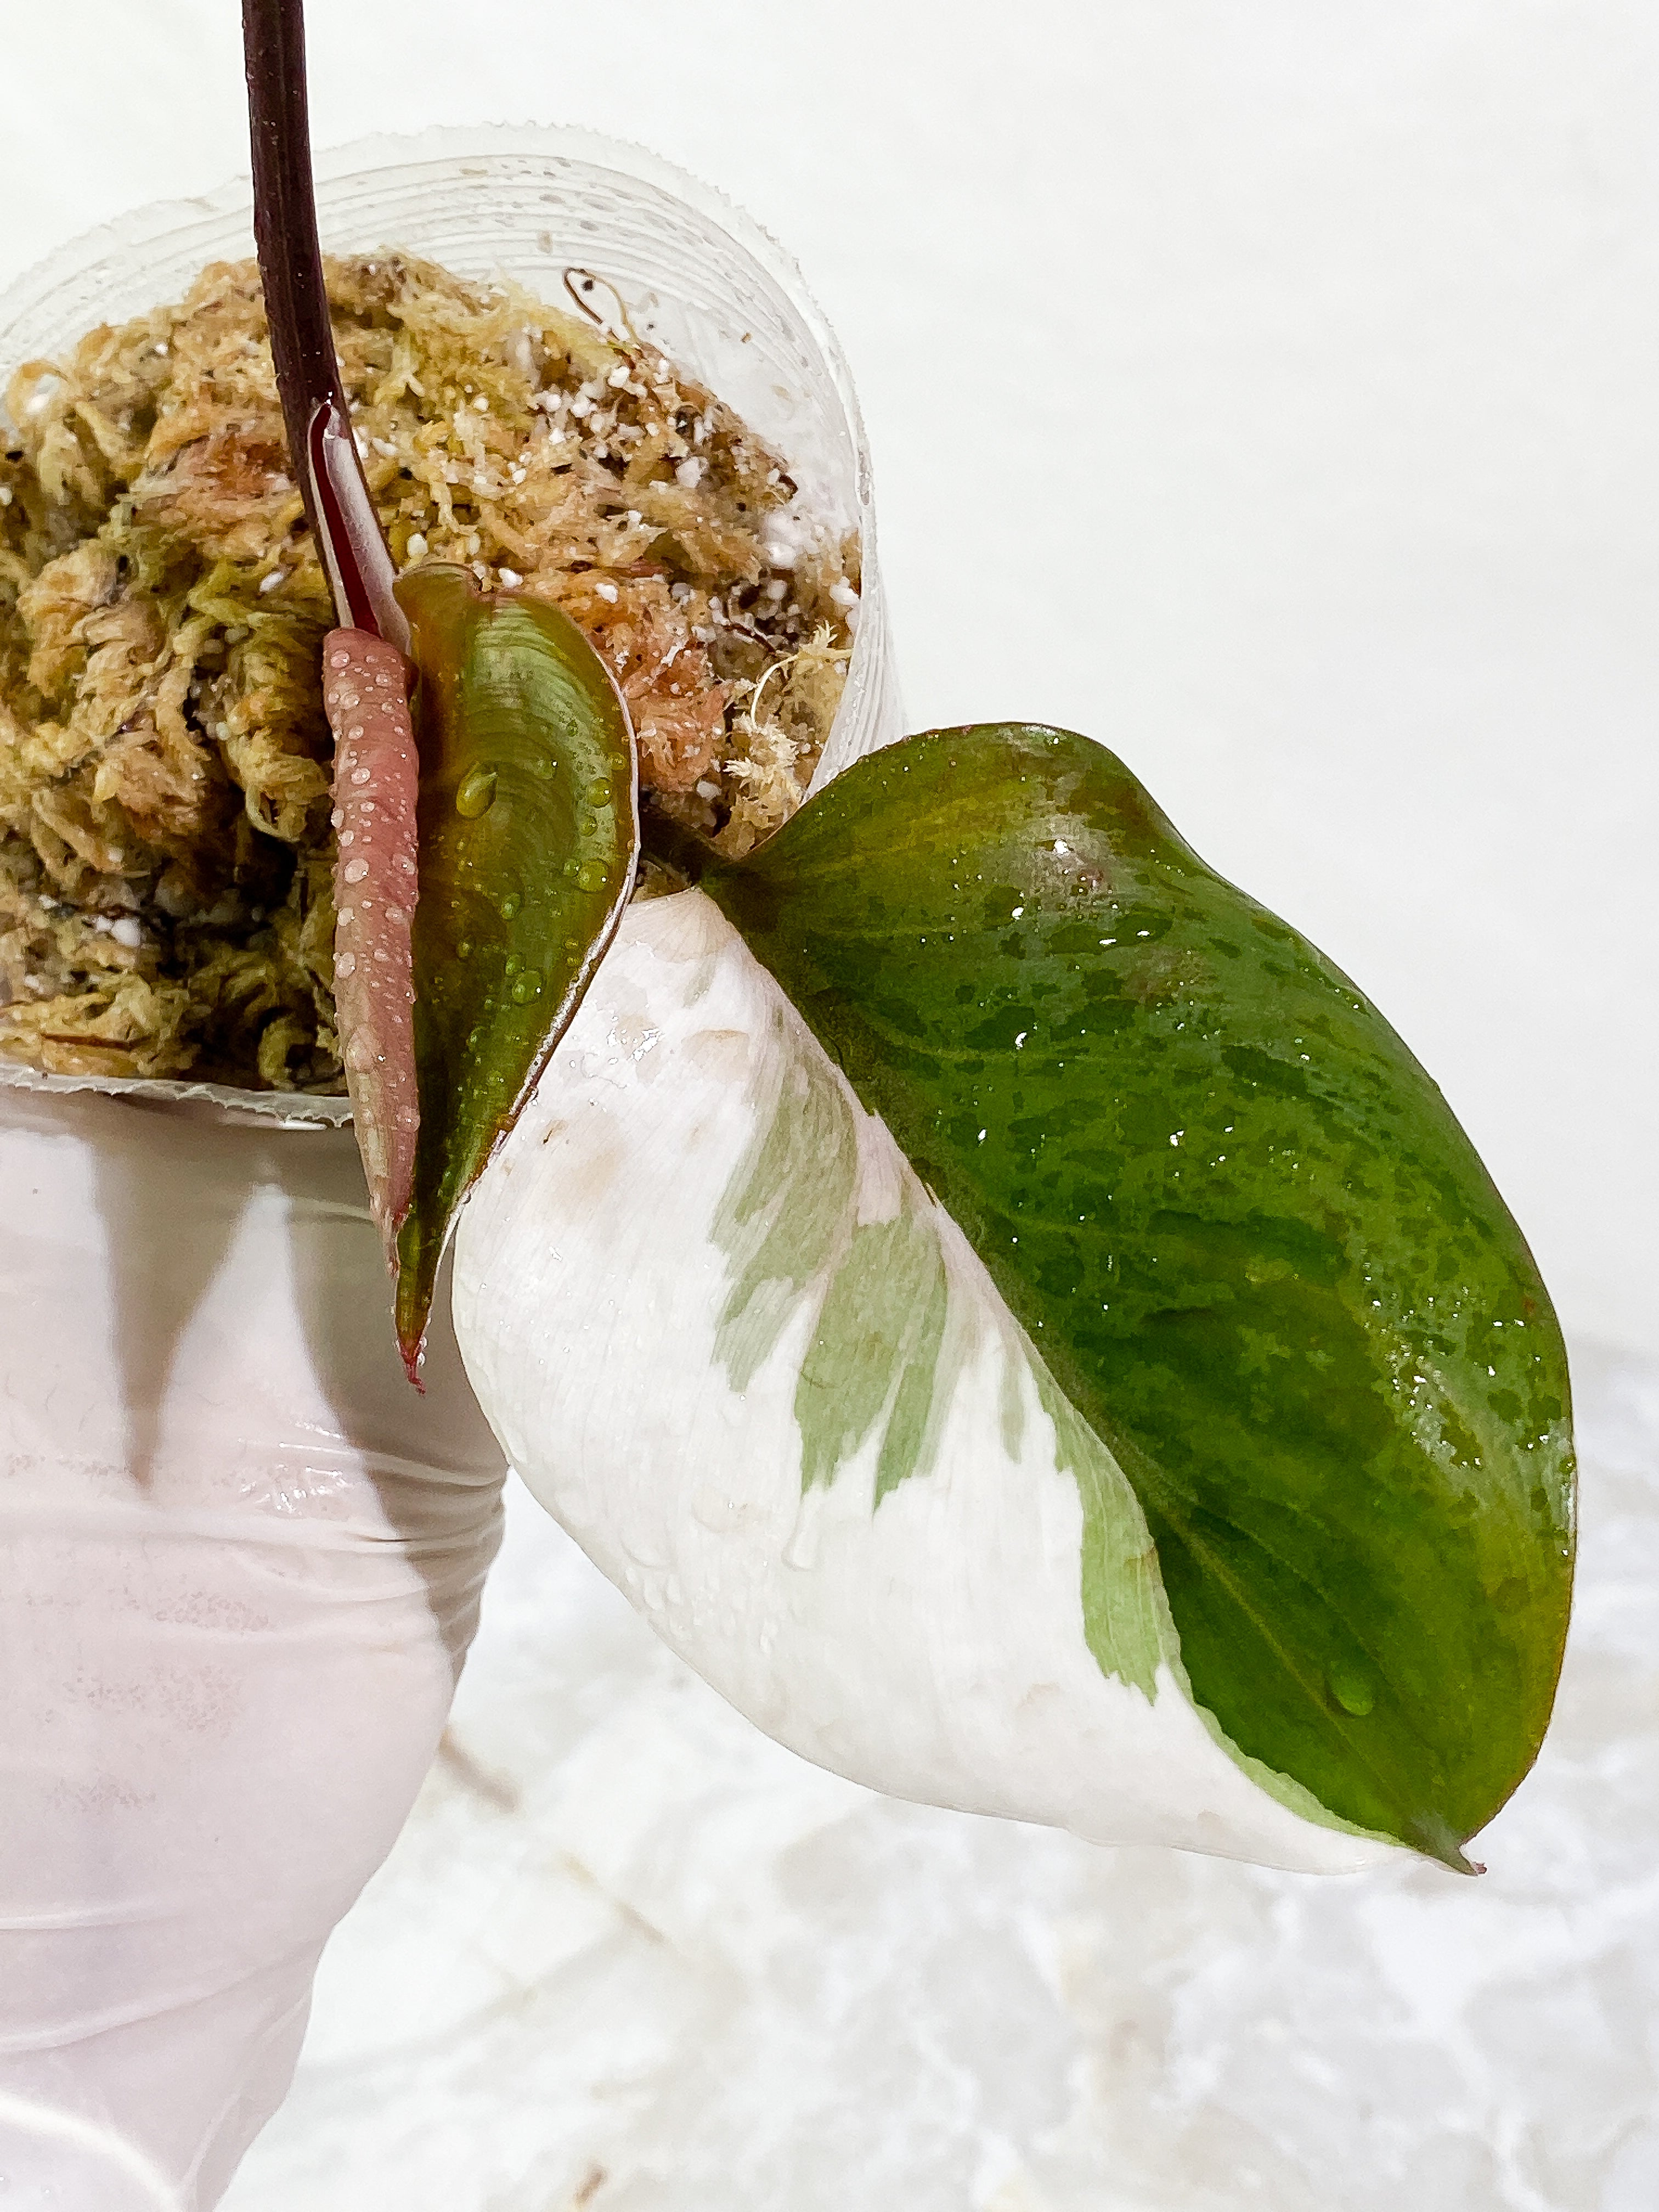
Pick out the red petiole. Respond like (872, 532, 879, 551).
(242, 0, 407, 650)
(244, 0, 423, 1322)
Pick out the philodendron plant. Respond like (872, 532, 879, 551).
(247, 0, 1572, 1874)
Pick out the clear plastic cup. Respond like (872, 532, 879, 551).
(0, 124, 902, 1120)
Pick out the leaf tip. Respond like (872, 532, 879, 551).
(1408, 1810, 1482, 1877)
(398, 1334, 427, 1395)
(394, 1210, 444, 1393)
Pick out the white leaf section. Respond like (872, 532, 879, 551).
(453, 889, 1404, 1874)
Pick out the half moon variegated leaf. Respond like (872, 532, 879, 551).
(703, 725, 1575, 1868)
(452, 888, 1412, 1873)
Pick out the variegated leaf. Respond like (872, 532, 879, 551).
(452, 889, 1408, 1872)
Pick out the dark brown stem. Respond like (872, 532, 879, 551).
(242, 0, 407, 649)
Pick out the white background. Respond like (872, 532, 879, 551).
(2, 0, 1653, 1354)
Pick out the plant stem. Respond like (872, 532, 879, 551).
(242, 0, 407, 650)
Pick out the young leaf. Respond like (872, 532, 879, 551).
(393, 564, 638, 1373)
(323, 631, 421, 1249)
(705, 724, 1575, 1865)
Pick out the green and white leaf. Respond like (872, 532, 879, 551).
(452, 888, 1414, 1873)
(703, 727, 1574, 1869)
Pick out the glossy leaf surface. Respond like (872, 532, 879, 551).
(394, 563, 637, 1373)
(707, 725, 1575, 1864)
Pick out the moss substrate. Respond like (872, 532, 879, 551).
(0, 254, 854, 1090)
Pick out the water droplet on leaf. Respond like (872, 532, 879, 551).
(1328, 1664, 1375, 1718)
(455, 765, 498, 818)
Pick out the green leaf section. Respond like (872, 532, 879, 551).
(1026, 1363, 1180, 1708)
(706, 726, 1575, 1863)
(712, 1021, 860, 1396)
(394, 563, 637, 1364)
(712, 1023, 959, 1507)
(710, 996, 1172, 1703)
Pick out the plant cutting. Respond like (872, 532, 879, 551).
(0, 0, 1575, 2197)
(242, 0, 1569, 1871)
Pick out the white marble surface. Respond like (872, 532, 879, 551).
(221, 1344, 1657, 2212)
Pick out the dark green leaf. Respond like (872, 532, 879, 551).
(707, 725, 1574, 1864)
(394, 563, 637, 1371)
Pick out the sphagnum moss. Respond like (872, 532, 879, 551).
(0, 252, 853, 1090)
